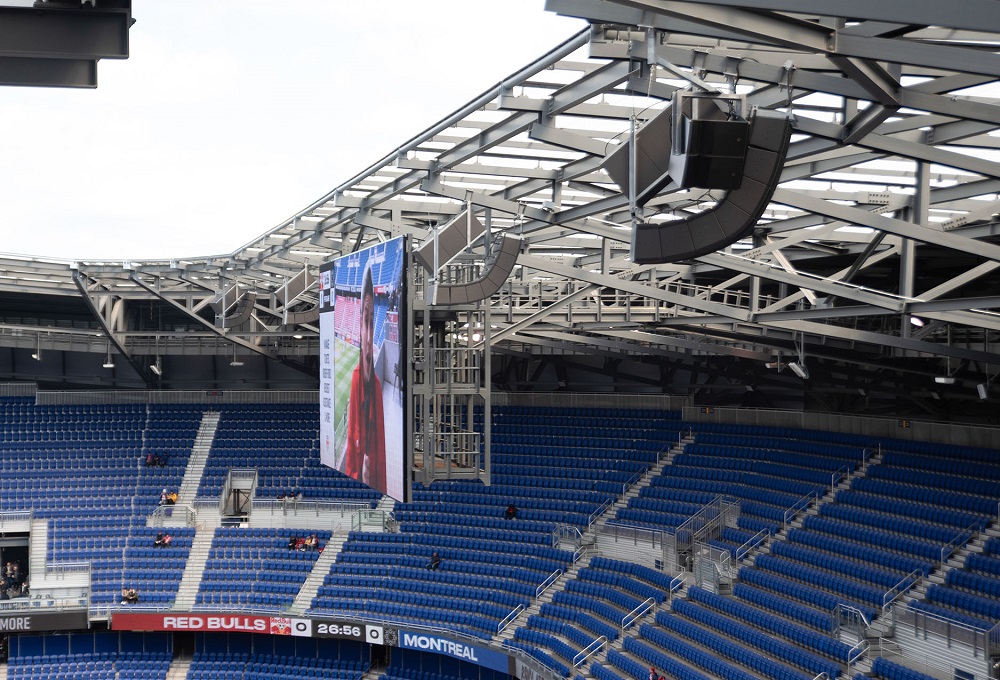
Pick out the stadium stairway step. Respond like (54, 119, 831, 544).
(176, 412, 221, 507)
(289, 532, 345, 614)
(165, 655, 192, 680)
(171, 525, 216, 610)
(496, 555, 595, 644)
(0, 661, 7, 680)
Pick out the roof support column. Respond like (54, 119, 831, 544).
(901, 161, 929, 339)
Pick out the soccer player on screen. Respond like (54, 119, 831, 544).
(343, 264, 386, 492)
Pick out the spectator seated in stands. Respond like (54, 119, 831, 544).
(121, 588, 139, 605)
(287, 535, 298, 550)
(146, 453, 154, 466)
(504, 503, 518, 520)
(166, 491, 178, 505)
(296, 537, 307, 551)
(427, 551, 441, 570)
(162, 533, 172, 548)
(154, 532, 165, 548)
(160, 488, 168, 505)
(306, 534, 318, 551)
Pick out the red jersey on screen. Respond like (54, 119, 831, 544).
(343, 364, 386, 492)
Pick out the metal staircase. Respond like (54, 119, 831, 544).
(176, 412, 221, 506)
(289, 531, 347, 615)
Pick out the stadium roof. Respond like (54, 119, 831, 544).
(2, 0, 999, 421)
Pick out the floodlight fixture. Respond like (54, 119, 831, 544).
(788, 361, 809, 380)
(31, 336, 41, 361)
(150, 357, 162, 376)
(934, 376, 955, 385)
(230, 345, 244, 367)
(978, 383, 989, 400)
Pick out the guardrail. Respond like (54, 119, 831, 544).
(497, 604, 523, 634)
(148, 504, 196, 527)
(782, 491, 817, 530)
(883, 569, 922, 611)
(669, 573, 685, 597)
(0, 510, 33, 529)
(940, 522, 978, 569)
(1, 596, 88, 612)
(831, 466, 849, 493)
(734, 527, 769, 561)
(588, 499, 612, 528)
(44, 561, 91, 578)
(621, 597, 655, 633)
(901, 603, 1000, 659)
(847, 638, 869, 666)
(573, 635, 607, 668)
(535, 569, 563, 599)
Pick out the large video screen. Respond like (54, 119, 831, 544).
(319, 236, 406, 502)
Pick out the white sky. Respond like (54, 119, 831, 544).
(0, 1, 585, 261)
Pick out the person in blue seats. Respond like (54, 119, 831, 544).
(504, 503, 517, 520)
(154, 532, 165, 548)
(427, 552, 441, 570)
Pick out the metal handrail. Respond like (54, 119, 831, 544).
(497, 604, 524, 634)
(837, 602, 871, 628)
(782, 491, 817, 530)
(588, 498, 612, 527)
(621, 597, 655, 632)
(847, 638, 869, 666)
(735, 527, 769, 561)
(669, 573, 685, 595)
(940, 522, 978, 569)
(573, 635, 607, 667)
(536, 569, 562, 598)
(831, 465, 849, 493)
(883, 569, 922, 611)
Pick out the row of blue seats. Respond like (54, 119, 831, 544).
(881, 452, 1000, 482)
(527, 613, 600, 650)
(320, 572, 526, 601)
(392, 510, 556, 534)
(787, 528, 932, 577)
(688, 586, 850, 662)
(927, 583, 1000, 620)
(679, 445, 852, 472)
(820, 503, 964, 545)
(966, 553, 1000, 577)
(589, 557, 678, 593)
(397, 522, 553, 546)
(490, 449, 648, 473)
(694, 433, 863, 460)
(872, 656, 940, 680)
(772, 540, 915, 590)
(655, 613, 812, 680)
(540, 602, 619, 642)
(193, 593, 291, 608)
(946, 568, 1000, 599)
(610, 509, 687, 530)
(867, 465, 1000, 505)
(617, 639, 711, 680)
(318, 580, 525, 610)
(336, 545, 560, 576)
(513, 628, 577, 673)
(503, 639, 570, 678)
(346, 531, 572, 564)
(317, 599, 494, 639)
(415, 494, 595, 526)
(578, 566, 665, 604)
(907, 599, 994, 632)
(552, 590, 627, 628)
(673, 598, 841, 678)
(433, 480, 615, 506)
(733, 582, 833, 632)
(756, 554, 886, 609)
(491, 474, 630, 495)
(634, 486, 716, 507)
(567, 578, 643, 613)
(741, 562, 877, 621)
(853, 477, 1000, 516)
(202, 561, 314, 575)
(803, 515, 943, 562)
(637, 623, 759, 680)
(838, 489, 987, 530)
(598, 653, 647, 680)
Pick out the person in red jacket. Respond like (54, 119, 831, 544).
(342, 265, 386, 492)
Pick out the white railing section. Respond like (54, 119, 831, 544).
(573, 635, 607, 667)
(735, 527, 770, 561)
(535, 569, 562, 598)
(621, 597, 655, 633)
(940, 523, 978, 569)
(847, 638, 869, 666)
(883, 570, 922, 611)
(782, 492, 817, 530)
(497, 604, 523, 634)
